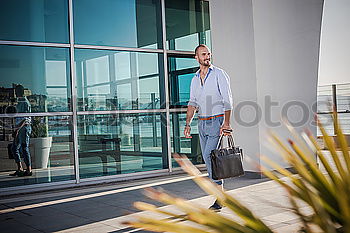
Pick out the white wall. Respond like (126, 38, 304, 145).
(210, 0, 323, 173)
(210, 0, 261, 172)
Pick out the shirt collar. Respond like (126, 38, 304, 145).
(195, 65, 214, 77)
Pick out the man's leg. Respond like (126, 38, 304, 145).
(202, 134, 222, 186)
(21, 125, 32, 175)
(198, 120, 219, 183)
(9, 139, 24, 176)
(202, 117, 224, 185)
(201, 117, 224, 211)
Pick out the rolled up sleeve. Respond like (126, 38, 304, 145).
(218, 70, 233, 111)
(188, 78, 198, 108)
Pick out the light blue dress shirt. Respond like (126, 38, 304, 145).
(188, 65, 233, 117)
(15, 97, 31, 126)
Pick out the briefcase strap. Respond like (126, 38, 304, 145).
(216, 134, 236, 149)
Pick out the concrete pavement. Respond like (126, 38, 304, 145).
(0, 171, 309, 233)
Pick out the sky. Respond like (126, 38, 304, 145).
(318, 0, 350, 85)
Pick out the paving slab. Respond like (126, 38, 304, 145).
(1, 218, 43, 233)
(0, 173, 304, 233)
(15, 213, 93, 233)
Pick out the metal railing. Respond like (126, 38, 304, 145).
(317, 83, 350, 136)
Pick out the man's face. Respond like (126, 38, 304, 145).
(195, 46, 211, 67)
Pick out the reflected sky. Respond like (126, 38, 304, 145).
(73, 0, 161, 48)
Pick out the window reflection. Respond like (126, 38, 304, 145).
(75, 49, 164, 111)
(166, 0, 211, 51)
(77, 113, 167, 179)
(0, 0, 69, 43)
(0, 45, 71, 113)
(0, 116, 74, 188)
(168, 56, 198, 108)
(73, 0, 162, 48)
(170, 113, 202, 167)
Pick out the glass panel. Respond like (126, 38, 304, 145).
(317, 84, 332, 114)
(339, 113, 350, 135)
(170, 113, 202, 168)
(317, 84, 350, 136)
(317, 113, 334, 136)
(336, 83, 350, 113)
(73, 0, 162, 48)
(166, 0, 211, 51)
(336, 84, 350, 135)
(168, 56, 198, 108)
(0, 45, 71, 113)
(75, 49, 164, 111)
(0, 116, 74, 188)
(0, 0, 69, 43)
(78, 113, 167, 179)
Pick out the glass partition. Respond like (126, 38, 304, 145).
(75, 49, 164, 111)
(0, 0, 213, 190)
(0, 0, 69, 43)
(73, 0, 163, 48)
(77, 113, 167, 179)
(0, 45, 71, 113)
(168, 56, 198, 108)
(0, 115, 74, 188)
(337, 83, 350, 113)
(170, 112, 202, 168)
(166, 0, 211, 51)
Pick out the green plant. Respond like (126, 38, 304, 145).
(31, 116, 48, 138)
(125, 113, 350, 233)
(262, 114, 350, 233)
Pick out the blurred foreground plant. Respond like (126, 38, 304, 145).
(125, 113, 350, 233)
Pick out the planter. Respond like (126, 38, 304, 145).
(30, 137, 52, 169)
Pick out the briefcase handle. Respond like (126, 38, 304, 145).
(216, 133, 235, 149)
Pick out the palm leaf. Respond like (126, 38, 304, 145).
(126, 113, 350, 233)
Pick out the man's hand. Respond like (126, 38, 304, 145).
(184, 125, 192, 138)
(220, 123, 232, 136)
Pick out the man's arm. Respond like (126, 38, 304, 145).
(218, 70, 234, 135)
(184, 77, 198, 138)
(186, 105, 196, 125)
(221, 110, 232, 136)
(184, 105, 196, 138)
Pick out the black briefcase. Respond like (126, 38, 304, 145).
(210, 134, 244, 180)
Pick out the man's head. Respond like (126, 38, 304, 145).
(15, 84, 25, 97)
(195, 44, 211, 67)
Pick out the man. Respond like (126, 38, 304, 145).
(9, 85, 32, 177)
(184, 44, 233, 211)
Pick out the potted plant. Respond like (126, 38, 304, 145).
(30, 116, 52, 169)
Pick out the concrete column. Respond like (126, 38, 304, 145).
(210, 0, 323, 175)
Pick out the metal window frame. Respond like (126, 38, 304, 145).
(0, 0, 209, 192)
(68, 0, 80, 184)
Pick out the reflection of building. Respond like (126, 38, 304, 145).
(0, 87, 15, 110)
(0, 0, 324, 194)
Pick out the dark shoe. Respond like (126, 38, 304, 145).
(209, 200, 222, 212)
(9, 170, 24, 176)
(23, 171, 33, 176)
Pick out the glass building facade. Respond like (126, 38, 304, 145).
(0, 0, 211, 190)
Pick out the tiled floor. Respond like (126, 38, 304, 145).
(0, 171, 309, 233)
